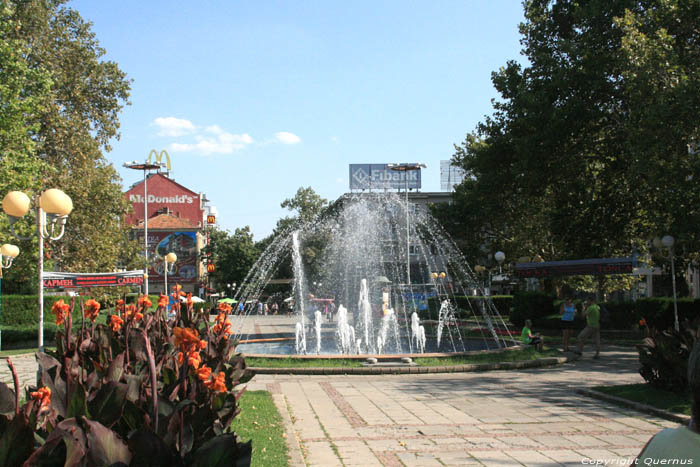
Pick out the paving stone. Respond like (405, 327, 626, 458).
(507, 449, 561, 466)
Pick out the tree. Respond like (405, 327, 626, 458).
(438, 0, 700, 293)
(0, 0, 138, 291)
(204, 226, 259, 294)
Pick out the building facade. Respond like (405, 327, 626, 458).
(124, 173, 211, 295)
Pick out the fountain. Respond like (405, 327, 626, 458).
(233, 192, 513, 355)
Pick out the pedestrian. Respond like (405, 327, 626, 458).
(521, 319, 544, 351)
(263, 303, 269, 316)
(637, 341, 700, 462)
(576, 297, 601, 359)
(257, 301, 263, 315)
(560, 296, 576, 352)
(272, 302, 279, 315)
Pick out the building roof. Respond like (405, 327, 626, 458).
(133, 213, 198, 230)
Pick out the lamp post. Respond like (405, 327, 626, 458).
(124, 160, 163, 296)
(2, 189, 72, 352)
(0, 243, 20, 351)
(163, 252, 177, 308)
(655, 235, 679, 332)
(491, 251, 505, 296)
(387, 163, 426, 288)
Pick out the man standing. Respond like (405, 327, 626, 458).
(576, 297, 601, 359)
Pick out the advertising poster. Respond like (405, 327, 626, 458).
(136, 231, 198, 283)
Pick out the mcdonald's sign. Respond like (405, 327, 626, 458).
(148, 149, 172, 171)
(207, 264, 216, 273)
(207, 215, 216, 225)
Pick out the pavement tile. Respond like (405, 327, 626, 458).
(541, 448, 588, 466)
(469, 450, 524, 466)
(507, 449, 560, 466)
(395, 452, 444, 466)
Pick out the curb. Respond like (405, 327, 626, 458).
(248, 355, 571, 375)
(576, 387, 690, 425)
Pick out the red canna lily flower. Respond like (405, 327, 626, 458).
(85, 299, 101, 322)
(138, 295, 152, 309)
(110, 315, 124, 332)
(30, 386, 51, 411)
(51, 300, 70, 326)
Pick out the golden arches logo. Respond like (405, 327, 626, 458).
(148, 149, 171, 171)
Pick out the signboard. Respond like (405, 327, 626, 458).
(148, 149, 172, 171)
(135, 231, 198, 283)
(207, 215, 216, 225)
(207, 263, 216, 273)
(43, 270, 145, 289)
(515, 257, 638, 278)
(349, 164, 422, 190)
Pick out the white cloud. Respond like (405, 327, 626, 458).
(152, 117, 197, 137)
(274, 132, 301, 145)
(169, 132, 253, 155)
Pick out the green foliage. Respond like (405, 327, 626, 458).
(593, 383, 691, 416)
(435, 0, 700, 286)
(204, 226, 259, 293)
(509, 291, 557, 327)
(637, 322, 698, 392)
(0, 296, 253, 464)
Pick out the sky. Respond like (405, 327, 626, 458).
(68, 0, 526, 240)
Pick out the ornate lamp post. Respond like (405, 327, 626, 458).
(0, 243, 19, 351)
(163, 252, 177, 305)
(387, 163, 426, 288)
(124, 160, 163, 296)
(2, 189, 72, 351)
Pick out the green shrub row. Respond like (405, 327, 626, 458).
(508, 291, 700, 330)
(420, 295, 513, 320)
(0, 324, 59, 346)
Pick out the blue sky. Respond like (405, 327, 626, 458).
(69, 0, 526, 240)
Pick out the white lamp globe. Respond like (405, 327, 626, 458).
(0, 244, 19, 258)
(165, 252, 177, 263)
(40, 189, 73, 216)
(661, 235, 675, 248)
(2, 191, 31, 218)
(494, 251, 506, 264)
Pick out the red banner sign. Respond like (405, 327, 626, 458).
(43, 271, 145, 289)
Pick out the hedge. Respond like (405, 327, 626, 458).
(508, 291, 700, 331)
(422, 295, 513, 320)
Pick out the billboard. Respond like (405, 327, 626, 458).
(43, 270, 145, 289)
(349, 164, 422, 190)
(515, 257, 638, 278)
(136, 231, 198, 283)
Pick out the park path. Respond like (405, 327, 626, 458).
(247, 346, 679, 466)
(2, 344, 679, 466)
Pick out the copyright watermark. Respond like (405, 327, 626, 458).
(581, 459, 694, 466)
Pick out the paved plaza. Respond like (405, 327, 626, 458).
(0, 320, 680, 466)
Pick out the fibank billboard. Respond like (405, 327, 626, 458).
(349, 164, 422, 190)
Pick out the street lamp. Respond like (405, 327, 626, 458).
(0, 243, 19, 350)
(163, 252, 177, 306)
(387, 163, 426, 287)
(655, 235, 679, 332)
(124, 160, 163, 296)
(2, 189, 72, 351)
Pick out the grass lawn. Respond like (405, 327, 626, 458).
(246, 347, 561, 368)
(231, 390, 288, 467)
(413, 347, 561, 366)
(0, 346, 55, 358)
(593, 383, 691, 416)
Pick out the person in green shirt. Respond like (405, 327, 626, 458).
(521, 319, 543, 351)
(576, 298, 600, 358)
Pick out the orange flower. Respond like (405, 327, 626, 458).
(138, 295, 152, 309)
(188, 351, 202, 369)
(158, 294, 168, 308)
(186, 293, 193, 307)
(173, 327, 202, 350)
(210, 372, 227, 393)
(217, 302, 232, 314)
(213, 320, 232, 339)
(116, 299, 125, 315)
(30, 386, 51, 410)
(176, 351, 184, 365)
(197, 365, 212, 383)
(124, 304, 137, 320)
(134, 311, 144, 322)
(51, 300, 70, 326)
(110, 315, 124, 332)
(85, 299, 101, 322)
(639, 318, 647, 327)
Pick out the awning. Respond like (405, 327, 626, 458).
(515, 257, 637, 278)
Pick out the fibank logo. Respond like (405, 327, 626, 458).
(352, 167, 370, 186)
(129, 194, 194, 204)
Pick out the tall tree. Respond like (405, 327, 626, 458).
(203, 226, 259, 293)
(0, 0, 138, 291)
(438, 0, 700, 292)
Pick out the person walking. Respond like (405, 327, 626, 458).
(576, 297, 601, 359)
(560, 296, 576, 352)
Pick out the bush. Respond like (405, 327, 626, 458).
(0, 295, 252, 464)
(509, 291, 556, 327)
(423, 295, 513, 320)
(637, 322, 698, 392)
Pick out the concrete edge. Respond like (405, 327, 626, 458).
(248, 355, 571, 375)
(576, 387, 690, 425)
(271, 393, 306, 466)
